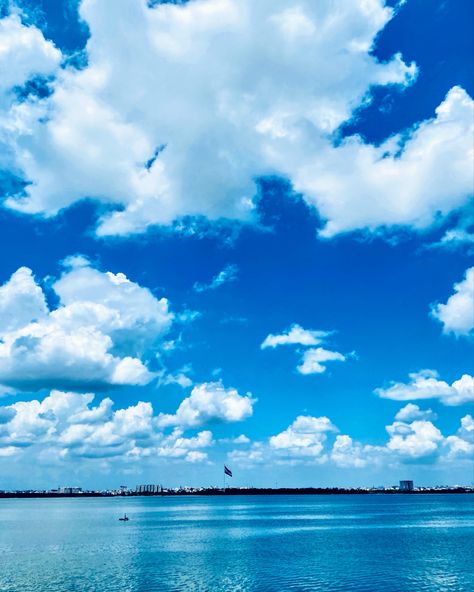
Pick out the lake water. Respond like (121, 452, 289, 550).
(0, 494, 473, 591)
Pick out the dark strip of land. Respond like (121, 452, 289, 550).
(1, 487, 472, 498)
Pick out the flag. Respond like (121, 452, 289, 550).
(224, 465, 232, 477)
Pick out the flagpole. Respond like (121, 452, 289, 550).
(223, 465, 232, 493)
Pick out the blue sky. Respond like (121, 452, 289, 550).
(0, 0, 472, 489)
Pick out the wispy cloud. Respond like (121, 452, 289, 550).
(193, 264, 238, 293)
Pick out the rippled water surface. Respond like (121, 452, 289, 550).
(0, 494, 473, 591)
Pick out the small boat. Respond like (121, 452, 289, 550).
(118, 513, 129, 522)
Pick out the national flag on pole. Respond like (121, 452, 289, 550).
(224, 465, 232, 477)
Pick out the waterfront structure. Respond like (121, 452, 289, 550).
(399, 480, 414, 491)
(136, 484, 162, 494)
(58, 486, 82, 494)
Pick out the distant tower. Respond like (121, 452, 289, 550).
(399, 480, 414, 491)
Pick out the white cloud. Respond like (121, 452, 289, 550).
(185, 451, 209, 463)
(444, 435, 474, 461)
(193, 264, 238, 293)
(0, 267, 47, 332)
(438, 415, 474, 462)
(0, 15, 61, 99)
(431, 267, 474, 337)
(375, 370, 474, 406)
(219, 434, 250, 445)
(228, 415, 339, 467)
(355, 413, 474, 464)
(69, 397, 113, 424)
(157, 381, 255, 428)
(261, 324, 328, 348)
(152, 428, 214, 461)
(269, 415, 337, 459)
(445, 413, 474, 457)
(3, 390, 113, 448)
(394, 403, 436, 422)
(2, 2, 470, 239)
(261, 324, 348, 375)
(297, 347, 346, 375)
(0, 258, 173, 391)
(0, 390, 214, 463)
(330, 435, 384, 468)
(386, 419, 443, 459)
(435, 228, 474, 250)
(290, 86, 474, 238)
(331, 413, 472, 465)
(160, 371, 193, 389)
(459, 414, 474, 440)
(232, 434, 250, 444)
(2, 392, 471, 471)
(229, 409, 474, 469)
(171, 429, 214, 450)
(229, 415, 338, 466)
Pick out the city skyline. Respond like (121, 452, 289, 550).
(3, 479, 474, 496)
(0, 0, 473, 490)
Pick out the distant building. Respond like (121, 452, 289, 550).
(135, 484, 162, 494)
(399, 480, 414, 491)
(58, 486, 82, 494)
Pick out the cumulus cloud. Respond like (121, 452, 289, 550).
(0, 390, 214, 463)
(297, 347, 346, 375)
(431, 267, 474, 337)
(331, 414, 474, 466)
(193, 264, 238, 293)
(1, 1, 471, 239)
(394, 403, 436, 422)
(292, 86, 474, 238)
(444, 436, 474, 461)
(443, 415, 474, 461)
(269, 415, 337, 459)
(330, 435, 384, 468)
(0, 14, 61, 99)
(157, 382, 255, 428)
(229, 408, 474, 469)
(386, 419, 443, 459)
(229, 414, 339, 467)
(0, 258, 173, 391)
(375, 370, 474, 406)
(185, 451, 209, 463)
(2, 391, 472, 471)
(459, 414, 474, 440)
(330, 418, 450, 467)
(261, 324, 347, 375)
(0, 266, 48, 332)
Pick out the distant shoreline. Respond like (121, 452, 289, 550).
(1, 487, 473, 498)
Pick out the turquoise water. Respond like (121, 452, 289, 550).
(0, 494, 473, 591)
